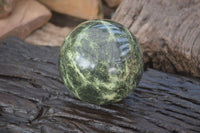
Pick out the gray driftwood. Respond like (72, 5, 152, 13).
(112, 0, 200, 78)
(0, 37, 200, 133)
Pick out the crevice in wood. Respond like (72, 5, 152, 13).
(0, 37, 199, 132)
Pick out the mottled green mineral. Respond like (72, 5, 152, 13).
(59, 20, 143, 105)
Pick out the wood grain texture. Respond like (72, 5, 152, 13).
(0, 0, 51, 41)
(0, 37, 200, 133)
(112, 0, 200, 78)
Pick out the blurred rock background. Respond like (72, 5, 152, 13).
(0, 0, 121, 46)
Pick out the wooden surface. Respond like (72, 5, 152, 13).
(0, 0, 51, 41)
(112, 0, 200, 78)
(0, 37, 200, 133)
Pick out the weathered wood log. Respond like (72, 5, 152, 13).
(0, 37, 200, 133)
(112, 0, 200, 78)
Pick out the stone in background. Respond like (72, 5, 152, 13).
(25, 23, 71, 46)
(0, 0, 51, 41)
(104, 0, 122, 8)
(38, 0, 103, 20)
(0, 0, 16, 19)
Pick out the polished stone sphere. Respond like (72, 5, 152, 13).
(59, 20, 143, 105)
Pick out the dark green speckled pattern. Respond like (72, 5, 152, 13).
(59, 20, 143, 105)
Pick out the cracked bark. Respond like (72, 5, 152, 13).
(0, 37, 200, 132)
(112, 0, 200, 78)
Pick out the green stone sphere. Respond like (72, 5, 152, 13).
(59, 20, 143, 105)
